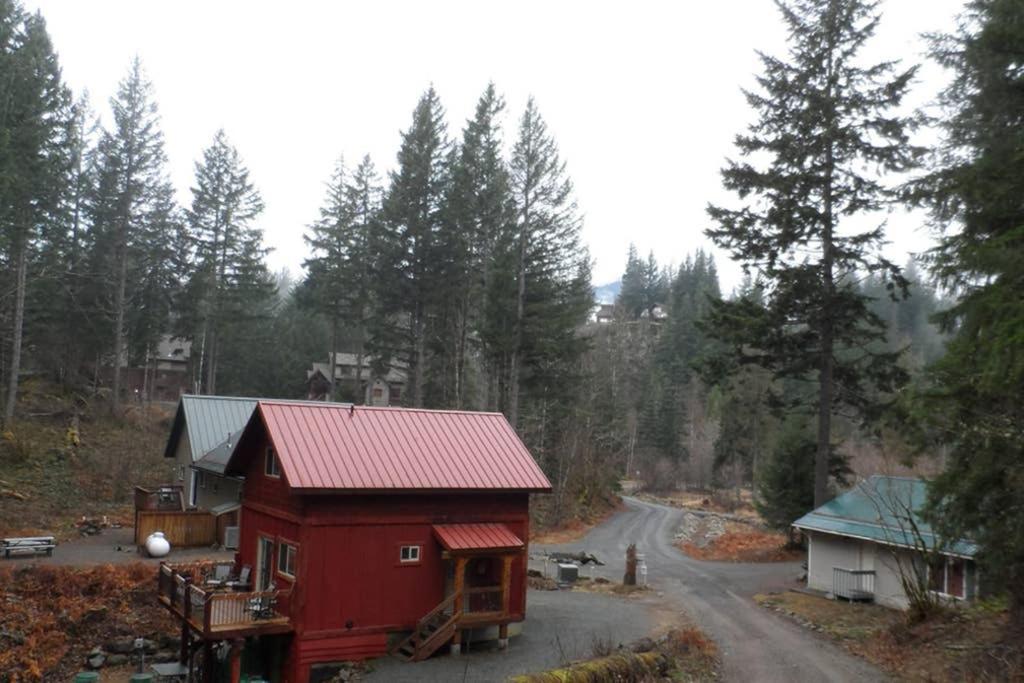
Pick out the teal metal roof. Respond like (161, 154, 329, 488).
(163, 395, 258, 462)
(793, 475, 977, 558)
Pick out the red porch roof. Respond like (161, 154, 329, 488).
(433, 523, 525, 552)
(242, 401, 552, 493)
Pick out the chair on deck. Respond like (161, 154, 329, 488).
(204, 564, 231, 587)
(247, 587, 278, 620)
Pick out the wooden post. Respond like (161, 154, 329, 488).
(498, 624, 509, 650)
(450, 628, 462, 657)
(229, 638, 244, 683)
(501, 555, 513, 617)
(451, 556, 466, 655)
(203, 642, 215, 682)
(180, 578, 191, 665)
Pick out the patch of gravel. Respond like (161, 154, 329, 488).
(673, 512, 727, 548)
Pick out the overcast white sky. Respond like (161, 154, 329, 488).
(28, 0, 965, 292)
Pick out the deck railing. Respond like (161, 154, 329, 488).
(158, 562, 292, 637)
(832, 567, 875, 602)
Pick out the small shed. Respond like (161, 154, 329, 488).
(793, 475, 979, 609)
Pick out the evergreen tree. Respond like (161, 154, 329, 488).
(303, 154, 381, 402)
(180, 130, 271, 395)
(376, 87, 450, 407)
(505, 97, 590, 429)
(444, 83, 515, 408)
(705, 0, 919, 507)
(85, 58, 178, 411)
(0, 4, 70, 421)
(617, 243, 646, 319)
(915, 0, 1024, 630)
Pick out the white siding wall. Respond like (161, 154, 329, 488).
(807, 532, 933, 610)
(807, 532, 861, 593)
(872, 547, 913, 610)
(173, 431, 192, 501)
(193, 474, 242, 510)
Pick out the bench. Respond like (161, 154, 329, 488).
(2, 536, 56, 559)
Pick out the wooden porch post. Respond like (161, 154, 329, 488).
(180, 577, 191, 665)
(229, 638, 244, 683)
(499, 554, 513, 650)
(451, 556, 466, 655)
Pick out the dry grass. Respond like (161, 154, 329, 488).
(0, 381, 173, 539)
(679, 523, 801, 563)
(0, 563, 176, 681)
(756, 590, 1020, 682)
(531, 497, 625, 544)
(571, 577, 652, 598)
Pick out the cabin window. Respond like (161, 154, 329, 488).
(177, 465, 185, 481)
(265, 447, 281, 478)
(373, 387, 384, 399)
(399, 545, 421, 564)
(277, 542, 297, 579)
(197, 471, 207, 489)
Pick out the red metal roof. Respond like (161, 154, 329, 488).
(433, 523, 524, 552)
(253, 401, 552, 493)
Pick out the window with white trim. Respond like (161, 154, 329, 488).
(399, 545, 421, 563)
(265, 447, 281, 478)
(277, 542, 297, 578)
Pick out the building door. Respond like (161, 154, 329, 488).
(189, 470, 197, 507)
(256, 537, 274, 591)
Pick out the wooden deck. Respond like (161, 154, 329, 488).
(157, 562, 293, 640)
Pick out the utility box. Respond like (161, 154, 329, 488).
(556, 563, 579, 584)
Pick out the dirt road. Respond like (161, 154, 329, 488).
(535, 497, 885, 682)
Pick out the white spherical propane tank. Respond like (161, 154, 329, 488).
(145, 531, 171, 558)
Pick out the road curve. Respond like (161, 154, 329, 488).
(534, 496, 885, 682)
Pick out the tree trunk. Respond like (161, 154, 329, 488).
(815, 17, 837, 509)
(111, 238, 128, 415)
(328, 311, 338, 402)
(3, 241, 27, 423)
(508, 208, 530, 428)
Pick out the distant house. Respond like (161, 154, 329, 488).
(594, 303, 616, 324)
(305, 352, 407, 406)
(793, 475, 978, 609)
(98, 334, 193, 402)
(158, 401, 551, 681)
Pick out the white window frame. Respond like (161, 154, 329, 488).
(277, 541, 297, 579)
(928, 556, 967, 600)
(399, 545, 421, 564)
(265, 447, 281, 478)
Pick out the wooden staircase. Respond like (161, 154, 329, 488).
(391, 592, 461, 662)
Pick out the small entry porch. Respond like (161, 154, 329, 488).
(392, 523, 525, 662)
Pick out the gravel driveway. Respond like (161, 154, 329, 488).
(535, 496, 885, 682)
(365, 588, 665, 682)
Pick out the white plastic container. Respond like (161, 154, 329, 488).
(145, 531, 171, 558)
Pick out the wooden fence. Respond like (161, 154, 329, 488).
(135, 510, 217, 547)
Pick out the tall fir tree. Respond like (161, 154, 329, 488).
(916, 0, 1024, 630)
(447, 83, 515, 408)
(0, 4, 70, 421)
(180, 129, 272, 395)
(376, 87, 450, 407)
(704, 0, 919, 506)
(505, 97, 590, 429)
(85, 58, 178, 412)
(303, 154, 381, 402)
(617, 243, 646, 320)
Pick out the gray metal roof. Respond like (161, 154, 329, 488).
(163, 395, 258, 461)
(192, 428, 245, 475)
(793, 475, 977, 558)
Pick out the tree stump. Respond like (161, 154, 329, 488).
(623, 543, 637, 586)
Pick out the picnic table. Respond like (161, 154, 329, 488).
(2, 536, 56, 559)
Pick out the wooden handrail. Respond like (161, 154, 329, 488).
(416, 591, 460, 633)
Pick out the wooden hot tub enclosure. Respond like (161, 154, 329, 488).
(159, 400, 551, 683)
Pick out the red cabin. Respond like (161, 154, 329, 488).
(158, 400, 550, 682)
